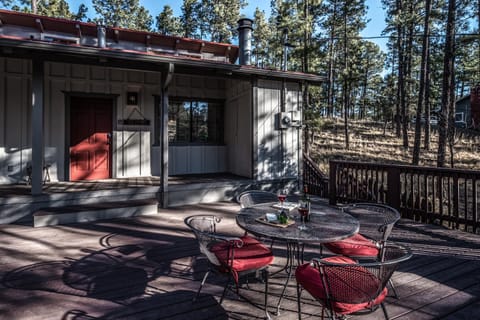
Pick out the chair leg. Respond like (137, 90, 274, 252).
(194, 270, 210, 302)
(389, 279, 399, 299)
(264, 269, 271, 320)
(381, 302, 390, 320)
(219, 274, 233, 304)
(296, 282, 302, 320)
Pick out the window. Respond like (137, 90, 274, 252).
(168, 99, 224, 144)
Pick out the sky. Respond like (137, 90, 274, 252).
(43, 0, 388, 51)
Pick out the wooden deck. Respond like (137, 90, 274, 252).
(0, 201, 479, 320)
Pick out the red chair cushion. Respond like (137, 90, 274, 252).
(295, 256, 388, 315)
(323, 233, 379, 257)
(210, 236, 274, 283)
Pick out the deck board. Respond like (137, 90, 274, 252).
(0, 201, 479, 320)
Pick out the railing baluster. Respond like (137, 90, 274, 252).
(473, 179, 478, 234)
(324, 160, 479, 234)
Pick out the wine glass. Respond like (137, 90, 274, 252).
(277, 189, 287, 209)
(297, 200, 309, 230)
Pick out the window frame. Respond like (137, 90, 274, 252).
(168, 97, 225, 146)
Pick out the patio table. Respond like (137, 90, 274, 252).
(236, 201, 359, 314)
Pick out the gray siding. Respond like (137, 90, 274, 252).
(255, 79, 302, 181)
(0, 58, 31, 184)
(225, 79, 252, 178)
(0, 58, 161, 184)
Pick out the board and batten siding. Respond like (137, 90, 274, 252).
(255, 79, 302, 181)
(168, 74, 228, 176)
(224, 79, 252, 178)
(0, 58, 31, 184)
(0, 58, 161, 184)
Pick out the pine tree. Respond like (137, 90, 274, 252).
(198, 0, 246, 43)
(180, 0, 200, 39)
(92, 0, 153, 31)
(252, 8, 271, 67)
(1, 0, 88, 20)
(156, 5, 181, 36)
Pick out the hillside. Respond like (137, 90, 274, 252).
(309, 119, 480, 173)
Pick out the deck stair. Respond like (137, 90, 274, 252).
(33, 199, 159, 227)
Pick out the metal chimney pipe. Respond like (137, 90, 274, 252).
(97, 25, 106, 48)
(237, 18, 253, 65)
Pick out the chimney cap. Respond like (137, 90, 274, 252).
(237, 18, 253, 30)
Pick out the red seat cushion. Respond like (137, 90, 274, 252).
(295, 256, 388, 315)
(210, 236, 274, 283)
(323, 233, 379, 257)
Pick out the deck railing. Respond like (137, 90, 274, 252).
(303, 153, 329, 198)
(329, 160, 480, 234)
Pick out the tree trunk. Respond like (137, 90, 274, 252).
(437, 0, 456, 167)
(31, 0, 37, 13)
(424, 47, 432, 150)
(413, 0, 431, 165)
(402, 1, 415, 149)
(360, 54, 369, 119)
(395, 0, 404, 138)
(343, 3, 349, 149)
(327, 0, 338, 118)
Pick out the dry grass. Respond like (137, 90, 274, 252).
(309, 118, 480, 173)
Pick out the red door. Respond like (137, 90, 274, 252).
(70, 98, 112, 181)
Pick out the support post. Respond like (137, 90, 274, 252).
(31, 59, 44, 195)
(387, 167, 401, 210)
(329, 161, 337, 205)
(160, 63, 173, 208)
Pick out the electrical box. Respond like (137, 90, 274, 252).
(275, 111, 301, 130)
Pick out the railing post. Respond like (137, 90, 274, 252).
(329, 161, 337, 205)
(387, 167, 401, 210)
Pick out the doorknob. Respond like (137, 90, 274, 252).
(106, 133, 112, 145)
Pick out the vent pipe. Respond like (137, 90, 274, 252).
(237, 18, 253, 65)
(97, 25, 106, 48)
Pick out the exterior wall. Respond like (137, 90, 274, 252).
(0, 58, 31, 184)
(168, 74, 227, 175)
(0, 58, 161, 184)
(225, 79, 252, 178)
(255, 79, 302, 181)
(456, 97, 470, 124)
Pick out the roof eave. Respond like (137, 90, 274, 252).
(0, 38, 325, 84)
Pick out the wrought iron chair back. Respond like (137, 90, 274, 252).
(343, 203, 400, 244)
(296, 243, 412, 320)
(237, 190, 278, 208)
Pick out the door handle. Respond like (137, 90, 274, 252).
(106, 133, 112, 145)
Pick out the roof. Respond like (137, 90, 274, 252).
(0, 10, 325, 84)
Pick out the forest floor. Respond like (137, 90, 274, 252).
(309, 118, 480, 174)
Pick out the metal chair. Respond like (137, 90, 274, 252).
(185, 215, 274, 319)
(323, 203, 400, 257)
(322, 203, 402, 296)
(237, 190, 278, 208)
(296, 243, 412, 320)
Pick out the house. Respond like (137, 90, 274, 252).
(0, 10, 324, 224)
(455, 94, 470, 128)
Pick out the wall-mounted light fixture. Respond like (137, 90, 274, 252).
(126, 92, 138, 105)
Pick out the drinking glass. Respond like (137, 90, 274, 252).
(277, 189, 287, 209)
(297, 200, 309, 230)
